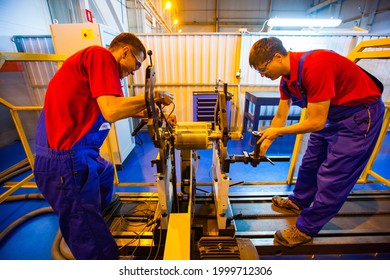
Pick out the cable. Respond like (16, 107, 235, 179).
(153, 221, 162, 260)
(259, 20, 269, 32)
(0, 158, 31, 185)
(51, 229, 67, 260)
(0, 158, 29, 178)
(117, 193, 158, 259)
(145, 218, 162, 260)
(0, 193, 68, 259)
(134, 133, 144, 146)
(4, 193, 45, 201)
(2, 194, 73, 260)
(59, 235, 75, 259)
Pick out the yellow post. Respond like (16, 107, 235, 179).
(286, 108, 307, 185)
(359, 103, 390, 186)
(0, 173, 34, 204)
(104, 129, 120, 185)
(346, 39, 390, 187)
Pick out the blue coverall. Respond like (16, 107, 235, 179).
(34, 111, 119, 259)
(289, 96, 384, 236)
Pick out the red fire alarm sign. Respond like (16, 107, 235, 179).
(85, 9, 93, 23)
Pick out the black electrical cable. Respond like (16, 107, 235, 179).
(169, 133, 179, 213)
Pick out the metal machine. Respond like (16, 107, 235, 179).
(105, 47, 390, 260)
(109, 50, 289, 260)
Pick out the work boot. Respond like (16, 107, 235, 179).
(272, 196, 301, 214)
(274, 226, 313, 248)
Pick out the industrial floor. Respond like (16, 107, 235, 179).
(0, 131, 389, 260)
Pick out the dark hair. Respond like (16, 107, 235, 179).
(249, 37, 287, 69)
(109, 32, 146, 58)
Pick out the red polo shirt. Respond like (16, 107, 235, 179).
(44, 46, 123, 150)
(280, 50, 381, 106)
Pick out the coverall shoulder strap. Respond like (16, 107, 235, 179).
(281, 50, 318, 97)
(297, 50, 321, 94)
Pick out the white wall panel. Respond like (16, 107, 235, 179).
(135, 33, 242, 122)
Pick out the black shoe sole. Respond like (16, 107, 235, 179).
(272, 196, 301, 215)
(274, 232, 312, 248)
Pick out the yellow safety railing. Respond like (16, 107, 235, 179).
(286, 108, 307, 185)
(359, 102, 390, 186)
(347, 38, 390, 63)
(347, 38, 390, 187)
(0, 52, 66, 203)
(0, 52, 121, 204)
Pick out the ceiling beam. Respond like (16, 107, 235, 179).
(137, 0, 172, 32)
(105, 0, 124, 32)
(181, 20, 268, 26)
(306, 0, 339, 14)
(268, 0, 273, 18)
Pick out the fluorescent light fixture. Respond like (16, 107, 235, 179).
(268, 18, 342, 28)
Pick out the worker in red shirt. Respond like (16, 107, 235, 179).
(34, 33, 172, 259)
(249, 37, 384, 248)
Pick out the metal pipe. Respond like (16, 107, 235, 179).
(306, 0, 339, 14)
(215, 0, 219, 32)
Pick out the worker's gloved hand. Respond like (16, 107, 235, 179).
(154, 90, 173, 106)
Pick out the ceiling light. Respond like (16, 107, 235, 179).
(165, 2, 172, 10)
(268, 18, 342, 28)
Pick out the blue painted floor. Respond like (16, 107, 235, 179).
(1, 131, 389, 259)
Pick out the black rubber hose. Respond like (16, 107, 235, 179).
(4, 193, 45, 201)
(1, 193, 70, 260)
(0, 166, 32, 185)
(0, 158, 31, 185)
(51, 229, 67, 260)
(0, 207, 54, 242)
(0, 158, 29, 178)
(2, 193, 75, 260)
(59, 234, 75, 260)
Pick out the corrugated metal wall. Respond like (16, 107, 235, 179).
(12, 36, 55, 54)
(1, 36, 58, 147)
(135, 33, 242, 125)
(11, 36, 57, 106)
